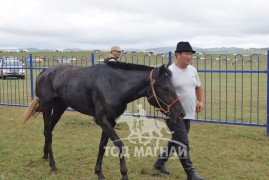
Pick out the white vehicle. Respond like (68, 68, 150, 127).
(0, 60, 25, 79)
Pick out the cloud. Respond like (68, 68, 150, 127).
(0, 0, 268, 49)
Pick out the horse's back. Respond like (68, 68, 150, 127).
(35, 65, 98, 114)
(36, 65, 89, 94)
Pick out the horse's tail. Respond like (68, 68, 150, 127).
(22, 97, 41, 124)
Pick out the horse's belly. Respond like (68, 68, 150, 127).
(60, 95, 95, 116)
(68, 104, 95, 116)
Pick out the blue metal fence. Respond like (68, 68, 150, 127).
(267, 50, 269, 135)
(191, 53, 267, 129)
(0, 51, 268, 135)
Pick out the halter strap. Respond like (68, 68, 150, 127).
(168, 98, 179, 108)
(148, 69, 180, 114)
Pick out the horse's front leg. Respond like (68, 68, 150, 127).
(101, 119, 128, 180)
(95, 130, 110, 180)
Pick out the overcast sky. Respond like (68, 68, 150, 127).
(0, 0, 268, 50)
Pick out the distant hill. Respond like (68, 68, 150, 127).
(144, 47, 245, 53)
(145, 47, 174, 52)
(142, 47, 268, 54)
(27, 48, 40, 51)
(1, 47, 268, 54)
(197, 47, 244, 52)
(63, 48, 85, 52)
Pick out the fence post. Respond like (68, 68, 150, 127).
(267, 50, 269, 136)
(91, 52, 95, 66)
(168, 51, 172, 65)
(29, 54, 34, 100)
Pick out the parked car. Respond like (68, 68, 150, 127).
(25, 58, 36, 63)
(25, 57, 44, 63)
(0, 60, 25, 79)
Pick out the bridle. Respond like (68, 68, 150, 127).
(147, 68, 180, 116)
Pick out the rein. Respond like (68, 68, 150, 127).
(148, 69, 179, 115)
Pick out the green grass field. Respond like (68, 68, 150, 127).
(0, 107, 269, 180)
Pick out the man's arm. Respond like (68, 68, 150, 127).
(195, 85, 204, 113)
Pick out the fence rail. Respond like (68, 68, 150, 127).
(0, 51, 268, 135)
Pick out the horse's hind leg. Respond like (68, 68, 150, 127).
(42, 106, 58, 172)
(95, 128, 113, 180)
(43, 100, 67, 173)
(43, 100, 67, 160)
(51, 100, 67, 131)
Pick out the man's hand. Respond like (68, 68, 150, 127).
(196, 101, 204, 113)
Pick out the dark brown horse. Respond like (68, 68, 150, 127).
(23, 61, 185, 180)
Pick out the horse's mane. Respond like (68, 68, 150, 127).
(105, 61, 154, 71)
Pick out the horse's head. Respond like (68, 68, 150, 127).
(147, 64, 185, 122)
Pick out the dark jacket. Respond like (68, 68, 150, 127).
(104, 57, 117, 63)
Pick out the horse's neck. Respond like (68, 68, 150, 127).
(120, 71, 149, 104)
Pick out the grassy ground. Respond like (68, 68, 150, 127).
(0, 106, 269, 180)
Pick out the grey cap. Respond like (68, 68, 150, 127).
(111, 45, 121, 51)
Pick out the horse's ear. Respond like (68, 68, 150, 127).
(165, 64, 169, 69)
(158, 64, 166, 77)
(165, 62, 171, 69)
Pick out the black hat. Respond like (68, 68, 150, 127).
(175, 41, 196, 54)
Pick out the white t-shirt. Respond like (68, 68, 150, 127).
(169, 63, 201, 119)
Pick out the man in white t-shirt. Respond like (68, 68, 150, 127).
(154, 42, 205, 180)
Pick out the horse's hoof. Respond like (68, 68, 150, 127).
(42, 157, 49, 161)
(121, 176, 128, 180)
(50, 167, 58, 175)
(42, 154, 49, 160)
(98, 175, 106, 180)
(51, 171, 57, 175)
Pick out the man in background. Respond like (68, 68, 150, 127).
(104, 45, 122, 63)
